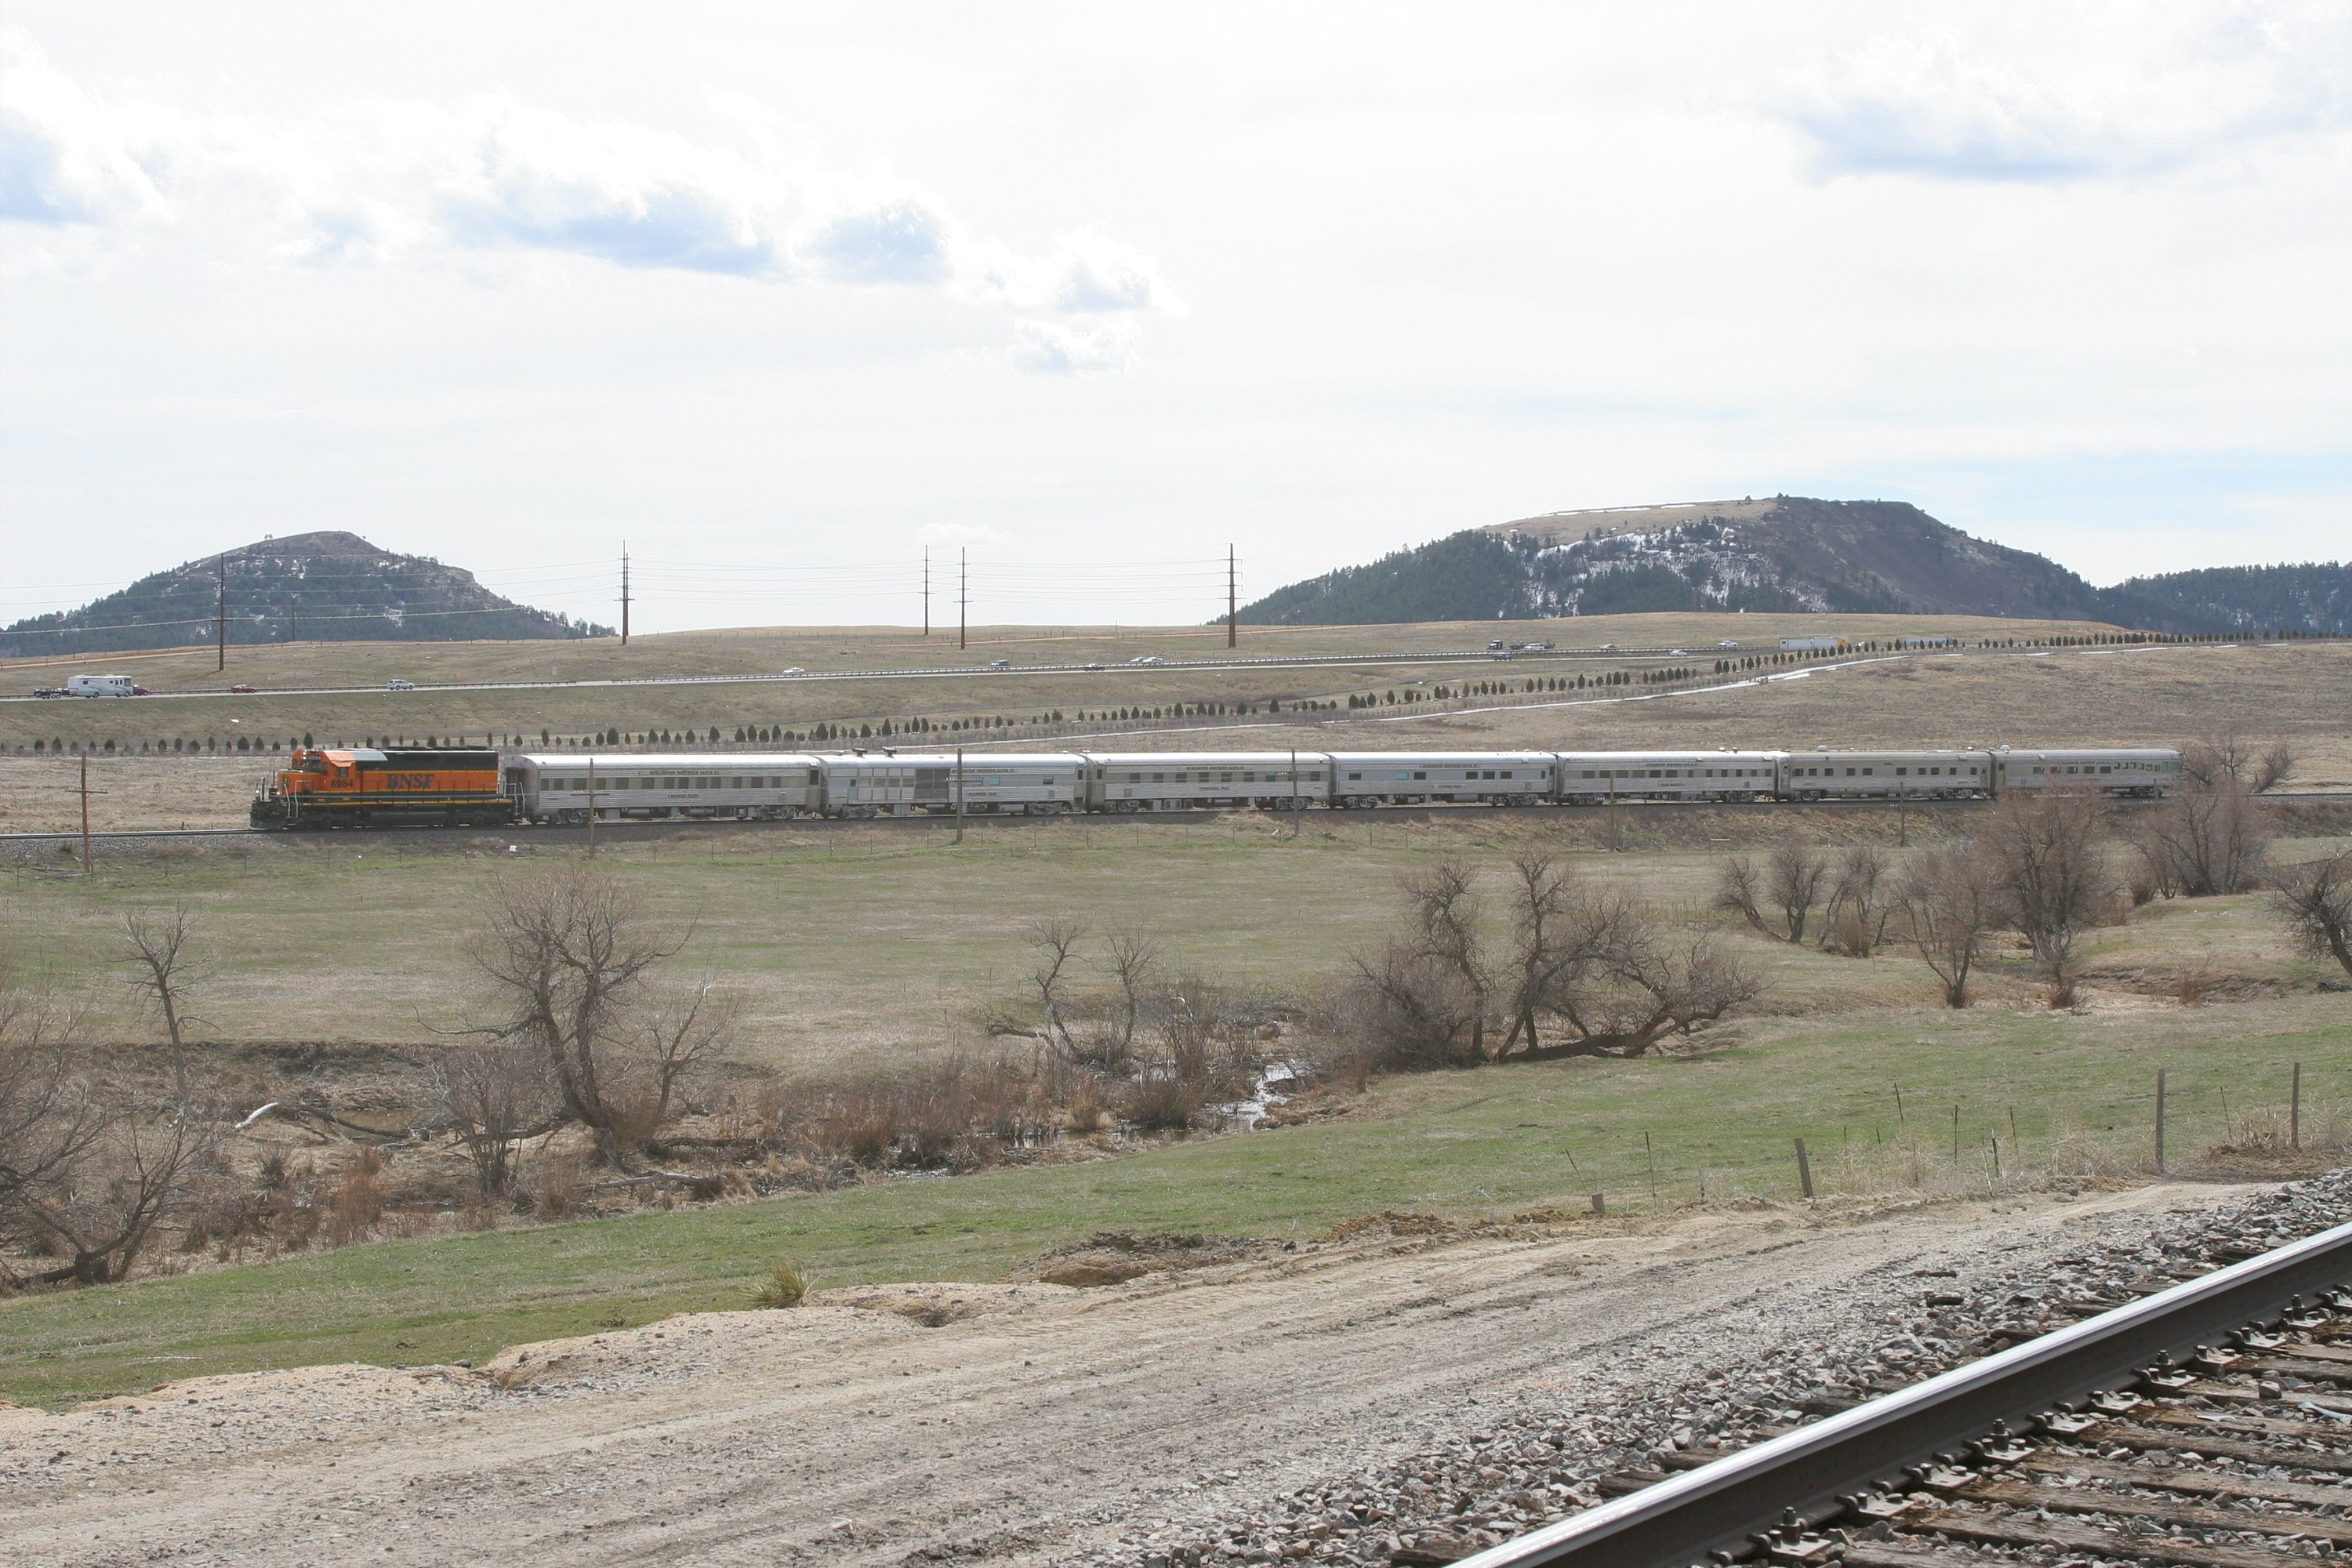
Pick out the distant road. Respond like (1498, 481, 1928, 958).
(0, 641, 1864, 705)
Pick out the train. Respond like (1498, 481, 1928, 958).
(250, 743, 2181, 828)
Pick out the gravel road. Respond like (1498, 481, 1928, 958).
(0, 1181, 2285, 1567)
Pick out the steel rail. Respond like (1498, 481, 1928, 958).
(1460, 1216, 2352, 1568)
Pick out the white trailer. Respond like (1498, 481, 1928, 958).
(1780, 750, 1991, 800)
(66, 674, 138, 697)
(512, 753, 823, 823)
(1080, 751, 1330, 812)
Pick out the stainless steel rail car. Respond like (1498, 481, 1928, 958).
(1326, 751, 1556, 809)
(1081, 751, 1329, 812)
(1554, 750, 1784, 804)
(508, 753, 823, 823)
(1991, 746, 2178, 797)
(1780, 748, 1991, 801)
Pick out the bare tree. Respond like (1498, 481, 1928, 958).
(471, 866, 724, 1166)
(431, 1039, 549, 1201)
(1102, 929, 1159, 1060)
(0, 978, 96, 1230)
(1713, 855, 1769, 937)
(3, 1110, 212, 1287)
(1984, 789, 2111, 1004)
(121, 905, 204, 1102)
(2127, 736, 2281, 898)
(1821, 845, 1892, 957)
(1541, 928, 1762, 1058)
(1400, 859, 1491, 1058)
(1766, 844, 1829, 946)
(1022, 916, 1087, 1063)
(1898, 842, 2002, 1007)
(1720, 844, 1829, 943)
(1347, 942, 1490, 1071)
(2274, 853, 2352, 979)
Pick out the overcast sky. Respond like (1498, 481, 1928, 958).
(4, 3, 2347, 634)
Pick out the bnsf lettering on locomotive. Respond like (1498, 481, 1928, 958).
(386, 772, 437, 789)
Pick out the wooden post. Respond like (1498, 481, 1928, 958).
(1795, 1137, 1813, 1200)
(1990, 1137, 2001, 1179)
(1951, 1102, 1960, 1160)
(1893, 1083, 1904, 1125)
(2291, 1062, 2301, 1150)
(1644, 1130, 1657, 1209)
(2154, 1068, 2166, 1174)
(954, 747, 965, 845)
(80, 753, 92, 877)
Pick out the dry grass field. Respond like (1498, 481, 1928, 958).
(2, 628, 2346, 833)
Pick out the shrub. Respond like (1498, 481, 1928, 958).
(752, 1258, 811, 1308)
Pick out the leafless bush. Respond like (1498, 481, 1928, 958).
(430, 1038, 551, 1201)
(2, 1101, 215, 1287)
(1351, 854, 1761, 1070)
(1715, 845, 1827, 943)
(1820, 847, 1891, 957)
(2274, 852, 2352, 978)
(1983, 789, 2111, 1001)
(468, 866, 732, 1166)
(1897, 842, 2003, 1007)
(2126, 735, 2279, 898)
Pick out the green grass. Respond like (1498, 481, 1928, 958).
(3, 991, 2343, 1410)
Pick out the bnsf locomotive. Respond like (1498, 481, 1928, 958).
(250, 747, 514, 828)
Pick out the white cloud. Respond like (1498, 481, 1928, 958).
(1010, 317, 1134, 376)
(1782, 13, 2352, 183)
(0, 31, 166, 227)
(0, 33, 1172, 368)
(915, 522, 1012, 546)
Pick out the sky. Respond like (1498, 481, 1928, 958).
(3, 3, 2347, 634)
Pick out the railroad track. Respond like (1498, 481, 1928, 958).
(1462, 1219, 2352, 1568)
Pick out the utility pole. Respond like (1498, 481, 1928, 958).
(586, 756, 597, 859)
(289, 596, 296, 644)
(216, 553, 227, 672)
(80, 752, 93, 876)
(619, 544, 631, 646)
(1227, 544, 1237, 648)
(959, 548, 968, 652)
(954, 746, 965, 844)
(923, 546, 931, 637)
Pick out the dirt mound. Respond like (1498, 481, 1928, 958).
(1014, 1229, 1273, 1287)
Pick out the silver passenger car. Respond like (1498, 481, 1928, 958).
(510, 753, 823, 822)
(1080, 752, 1329, 812)
(1780, 750, 1991, 800)
(822, 751, 1084, 817)
(1990, 747, 2178, 797)
(1555, 751, 1784, 803)
(1326, 751, 1556, 808)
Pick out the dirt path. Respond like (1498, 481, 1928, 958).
(0, 1182, 2259, 1567)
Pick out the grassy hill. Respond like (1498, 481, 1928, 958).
(1, 531, 609, 656)
(1240, 496, 2350, 634)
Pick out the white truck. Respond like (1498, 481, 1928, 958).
(65, 674, 140, 697)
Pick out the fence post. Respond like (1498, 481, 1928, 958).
(2155, 1069, 2166, 1174)
(2292, 1062, 2302, 1151)
(1795, 1138, 1814, 1200)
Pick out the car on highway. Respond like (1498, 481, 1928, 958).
(1082, 662, 1105, 670)
(1717, 639, 1740, 648)
(1668, 648, 1689, 657)
(988, 659, 1011, 670)
(230, 683, 256, 694)
(31, 688, 67, 699)
(782, 666, 808, 677)
(1127, 655, 1164, 666)
(386, 678, 416, 691)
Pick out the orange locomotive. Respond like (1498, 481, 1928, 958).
(250, 746, 516, 829)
